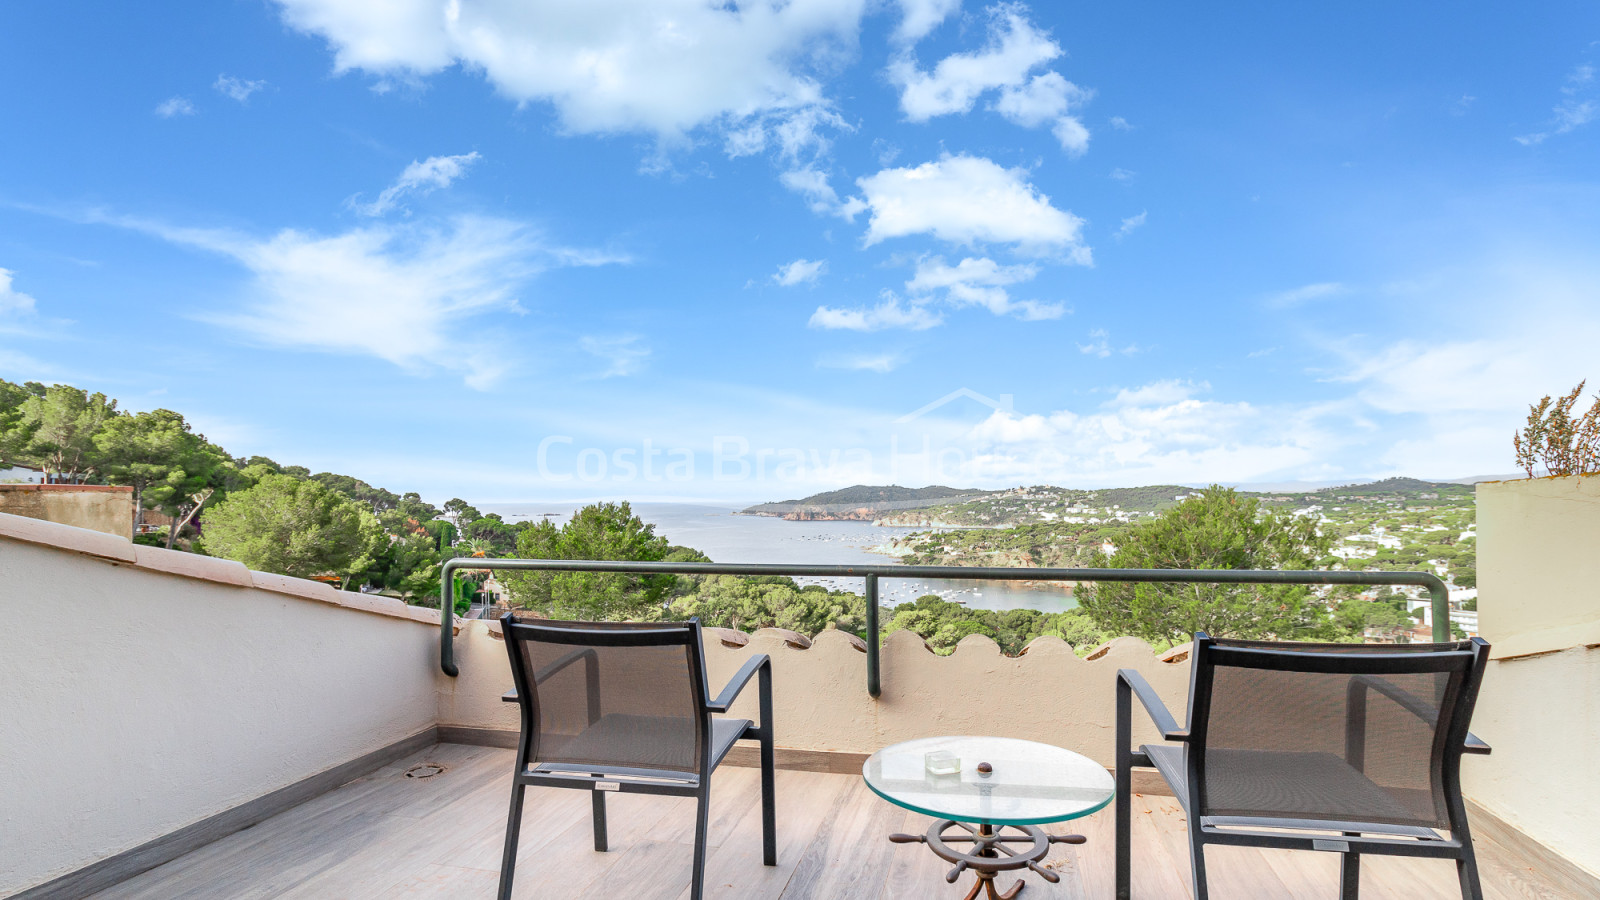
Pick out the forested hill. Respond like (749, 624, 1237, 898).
(740, 484, 988, 519)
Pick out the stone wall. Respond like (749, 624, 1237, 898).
(0, 484, 134, 540)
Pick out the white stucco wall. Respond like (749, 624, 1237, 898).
(1466, 475, 1600, 879)
(1477, 474, 1600, 658)
(0, 524, 443, 896)
(441, 619, 1192, 765)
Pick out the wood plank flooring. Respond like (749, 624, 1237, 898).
(86, 744, 1585, 900)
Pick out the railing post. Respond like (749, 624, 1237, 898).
(1430, 580, 1450, 643)
(440, 561, 459, 676)
(865, 573, 880, 699)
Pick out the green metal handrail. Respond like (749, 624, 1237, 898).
(439, 558, 1452, 696)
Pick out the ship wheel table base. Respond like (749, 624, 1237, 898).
(889, 820, 1086, 900)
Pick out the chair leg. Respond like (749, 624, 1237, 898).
(690, 784, 712, 900)
(760, 730, 777, 866)
(592, 789, 608, 852)
(1115, 681, 1132, 899)
(1456, 848, 1485, 900)
(1186, 832, 1208, 900)
(1340, 851, 1360, 900)
(497, 781, 527, 900)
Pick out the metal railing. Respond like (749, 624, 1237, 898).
(439, 558, 1452, 696)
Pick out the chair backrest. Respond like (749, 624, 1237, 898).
(501, 614, 711, 775)
(1185, 635, 1489, 830)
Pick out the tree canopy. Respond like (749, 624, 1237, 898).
(202, 473, 384, 586)
(502, 501, 677, 619)
(1075, 486, 1332, 643)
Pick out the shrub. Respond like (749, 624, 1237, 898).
(1514, 381, 1600, 478)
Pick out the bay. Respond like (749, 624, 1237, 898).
(482, 501, 1076, 613)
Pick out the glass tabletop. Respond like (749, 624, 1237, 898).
(862, 736, 1115, 826)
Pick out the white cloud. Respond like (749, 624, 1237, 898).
(0, 269, 39, 316)
(993, 71, 1093, 155)
(889, 5, 1060, 121)
(955, 380, 1320, 486)
(1266, 281, 1345, 307)
(818, 352, 901, 372)
(273, 0, 866, 147)
(1109, 115, 1132, 130)
(809, 293, 942, 331)
(780, 167, 867, 220)
(1109, 167, 1135, 181)
(892, 0, 961, 45)
(774, 258, 827, 286)
(214, 74, 267, 102)
(854, 154, 1089, 260)
(905, 256, 1063, 320)
(154, 96, 196, 118)
(1515, 62, 1598, 145)
(888, 5, 1091, 154)
(1078, 328, 1111, 357)
(101, 212, 624, 388)
(355, 152, 481, 217)
(581, 335, 650, 377)
(1115, 210, 1146, 239)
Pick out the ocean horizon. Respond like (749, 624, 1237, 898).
(482, 501, 1077, 614)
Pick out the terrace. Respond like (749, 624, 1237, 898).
(4, 475, 1598, 899)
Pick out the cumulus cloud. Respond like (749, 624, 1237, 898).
(273, 0, 865, 147)
(98, 212, 624, 388)
(809, 293, 942, 331)
(1109, 115, 1132, 130)
(993, 71, 1093, 155)
(780, 167, 868, 219)
(355, 152, 481, 217)
(889, 5, 1091, 153)
(774, 258, 827, 286)
(892, 0, 961, 44)
(1115, 211, 1146, 239)
(854, 154, 1089, 260)
(953, 379, 1320, 486)
(0, 268, 39, 316)
(905, 256, 1063, 320)
(214, 74, 267, 102)
(889, 5, 1060, 120)
(154, 96, 196, 118)
(581, 335, 650, 377)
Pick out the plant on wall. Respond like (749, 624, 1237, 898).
(1514, 381, 1600, 478)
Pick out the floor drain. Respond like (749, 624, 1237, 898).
(406, 763, 447, 779)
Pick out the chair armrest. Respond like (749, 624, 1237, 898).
(706, 654, 771, 713)
(535, 646, 598, 684)
(1464, 733, 1491, 755)
(502, 689, 518, 703)
(1118, 669, 1188, 741)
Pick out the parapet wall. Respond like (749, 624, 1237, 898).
(0, 513, 442, 897)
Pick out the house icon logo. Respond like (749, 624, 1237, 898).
(895, 389, 1016, 424)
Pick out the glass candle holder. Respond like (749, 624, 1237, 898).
(924, 750, 960, 776)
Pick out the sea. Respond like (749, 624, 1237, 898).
(481, 501, 1076, 614)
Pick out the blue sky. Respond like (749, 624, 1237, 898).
(2, 1, 1597, 503)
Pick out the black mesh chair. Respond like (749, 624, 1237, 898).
(1115, 633, 1492, 900)
(497, 614, 775, 900)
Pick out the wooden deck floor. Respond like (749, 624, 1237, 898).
(88, 743, 1582, 899)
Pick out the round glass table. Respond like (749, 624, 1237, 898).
(863, 736, 1115, 900)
